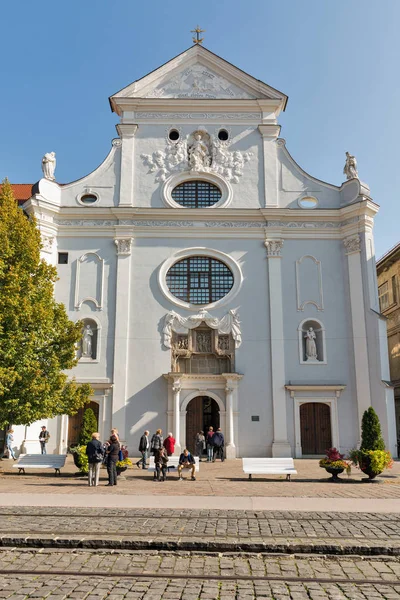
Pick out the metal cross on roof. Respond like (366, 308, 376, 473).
(191, 25, 205, 45)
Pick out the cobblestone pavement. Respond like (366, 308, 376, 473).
(1, 507, 400, 540)
(1, 550, 400, 599)
(1, 457, 400, 498)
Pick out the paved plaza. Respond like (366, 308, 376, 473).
(1, 460, 400, 598)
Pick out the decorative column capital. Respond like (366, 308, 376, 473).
(41, 234, 55, 254)
(114, 238, 132, 255)
(264, 238, 284, 257)
(258, 124, 281, 139)
(172, 379, 181, 394)
(116, 123, 138, 139)
(225, 386, 234, 394)
(343, 234, 361, 255)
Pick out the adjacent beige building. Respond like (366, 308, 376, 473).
(377, 243, 400, 444)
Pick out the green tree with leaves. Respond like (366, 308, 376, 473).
(79, 407, 98, 446)
(0, 179, 92, 427)
(360, 407, 385, 451)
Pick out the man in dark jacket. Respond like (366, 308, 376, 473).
(86, 432, 104, 487)
(136, 430, 149, 470)
(106, 434, 120, 486)
(212, 428, 225, 462)
(177, 448, 196, 481)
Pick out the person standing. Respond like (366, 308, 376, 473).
(6, 429, 16, 461)
(106, 434, 120, 486)
(212, 428, 225, 462)
(86, 433, 104, 487)
(195, 431, 205, 461)
(150, 429, 163, 455)
(137, 430, 150, 469)
(154, 446, 169, 481)
(206, 426, 214, 462)
(163, 432, 175, 456)
(39, 426, 50, 454)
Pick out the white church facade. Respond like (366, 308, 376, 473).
(11, 44, 397, 458)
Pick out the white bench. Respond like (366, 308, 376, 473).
(13, 454, 67, 475)
(242, 458, 297, 481)
(148, 456, 200, 476)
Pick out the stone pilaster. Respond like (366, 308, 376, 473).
(116, 124, 138, 207)
(265, 238, 292, 457)
(343, 234, 371, 443)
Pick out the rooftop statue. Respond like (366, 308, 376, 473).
(343, 151, 358, 180)
(41, 152, 56, 181)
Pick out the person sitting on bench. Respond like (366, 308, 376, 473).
(178, 448, 196, 481)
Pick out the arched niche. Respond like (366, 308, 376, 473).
(74, 252, 104, 311)
(298, 318, 327, 365)
(78, 317, 100, 362)
(295, 255, 324, 311)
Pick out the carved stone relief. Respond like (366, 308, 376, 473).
(145, 64, 255, 100)
(136, 112, 261, 120)
(141, 129, 253, 183)
(162, 308, 242, 349)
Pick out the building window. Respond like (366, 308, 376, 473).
(392, 276, 398, 305)
(171, 180, 222, 208)
(58, 252, 68, 264)
(298, 196, 318, 209)
(379, 282, 390, 311)
(166, 256, 234, 305)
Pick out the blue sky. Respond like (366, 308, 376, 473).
(0, 0, 398, 257)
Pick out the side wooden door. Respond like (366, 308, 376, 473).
(186, 396, 202, 453)
(300, 402, 331, 455)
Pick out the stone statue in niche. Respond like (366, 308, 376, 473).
(343, 151, 358, 180)
(196, 331, 212, 353)
(304, 327, 318, 361)
(82, 324, 94, 358)
(41, 152, 56, 181)
(188, 131, 211, 172)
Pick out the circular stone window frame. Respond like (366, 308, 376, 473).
(162, 171, 233, 209)
(159, 247, 243, 311)
(298, 195, 319, 209)
(77, 190, 100, 207)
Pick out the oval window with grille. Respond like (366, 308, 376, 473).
(166, 256, 234, 305)
(171, 180, 222, 208)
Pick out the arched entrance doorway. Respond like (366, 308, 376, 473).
(300, 402, 332, 454)
(67, 401, 99, 447)
(186, 396, 220, 454)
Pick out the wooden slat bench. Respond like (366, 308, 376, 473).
(242, 458, 297, 481)
(13, 454, 67, 475)
(148, 456, 200, 476)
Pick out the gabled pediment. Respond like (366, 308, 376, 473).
(110, 45, 287, 113)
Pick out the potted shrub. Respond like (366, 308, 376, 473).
(349, 407, 393, 480)
(319, 448, 350, 482)
(70, 445, 89, 475)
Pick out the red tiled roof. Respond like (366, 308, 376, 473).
(0, 184, 33, 205)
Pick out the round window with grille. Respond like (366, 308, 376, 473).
(166, 256, 234, 305)
(171, 180, 222, 208)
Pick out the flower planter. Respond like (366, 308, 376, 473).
(116, 466, 127, 476)
(325, 466, 344, 482)
(360, 457, 381, 480)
